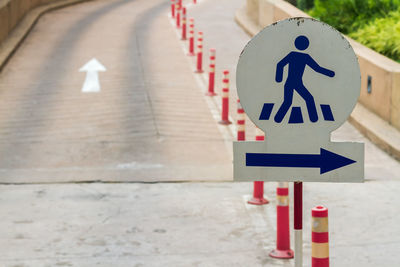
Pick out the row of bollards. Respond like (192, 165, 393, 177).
(172, 0, 231, 126)
(170, 1, 329, 266)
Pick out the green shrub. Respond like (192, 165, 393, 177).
(297, 0, 314, 10)
(285, 0, 298, 6)
(350, 10, 400, 62)
(309, 0, 354, 33)
(297, 0, 400, 61)
(309, 0, 400, 33)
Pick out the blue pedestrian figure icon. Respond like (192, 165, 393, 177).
(273, 35, 335, 123)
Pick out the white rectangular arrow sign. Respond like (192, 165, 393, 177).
(233, 141, 364, 183)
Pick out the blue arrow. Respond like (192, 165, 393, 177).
(246, 148, 356, 174)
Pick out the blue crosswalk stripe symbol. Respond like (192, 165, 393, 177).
(259, 104, 335, 123)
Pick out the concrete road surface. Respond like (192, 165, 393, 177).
(0, 0, 232, 183)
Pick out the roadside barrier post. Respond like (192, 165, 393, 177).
(171, 0, 175, 18)
(188, 18, 195, 56)
(248, 127, 269, 205)
(206, 48, 217, 96)
(219, 70, 231, 125)
(237, 99, 245, 141)
(270, 182, 294, 259)
(312, 206, 329, 267)
(175, 1, 181, 28)
(248, 181, 268, 205)
(181, 7, 187, 40)
(195, 31, 203, 73)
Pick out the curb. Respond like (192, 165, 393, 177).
(349, 104, 400, 161)
(234, 5, 400, 161)
(0, 0, 94, 72)
(234, 6, 260, 38)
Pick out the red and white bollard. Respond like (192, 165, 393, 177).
(181, 7, 187, 40)
(269, 182, 294, 259)
(206, 48, 217, 96)
(237, 99, 245, 141)
(195, 31, 203, 73)
(175, 1, 181, 28)
(193, 0, 197, 4)
(248, 181, 268, 205)
(171, 0, 175, 18)
(255, 127, 264, 142)
(312, 206, 329, 267)
(188, 18, 195, 56)
(219, 70, 231, 125)
(248, 127, 269, 205)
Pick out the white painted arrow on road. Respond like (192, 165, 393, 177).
(79, 58, 106, 93)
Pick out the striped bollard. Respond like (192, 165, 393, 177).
(195, 31, 204, 73)
(188, 18, 195, 56)
(206, 48, 217, 96)
(237, 99, 245, 141)
(269, 182, 294, 259)
(312, 206, 329, 267)
(219, 70, 231, 125)
(181, 7, 187, 40)
(248, 127, 269, 205)
(175, 2, 181, 28)
(171, 0, 175, 18)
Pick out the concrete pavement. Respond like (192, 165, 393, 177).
(0, 183, 287, 267)
(1, 179, 400, 267)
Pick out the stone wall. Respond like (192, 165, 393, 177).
(0, 0, 61, 45)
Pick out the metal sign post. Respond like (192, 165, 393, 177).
(294, 182, 303, 267)
(233, 17, 365, 266)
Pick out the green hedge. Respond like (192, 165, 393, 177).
(298, 0, 400, 62)
(350, 10, 400, 61)
(309, 0, 400, 33)
(297, 0, 314, 10)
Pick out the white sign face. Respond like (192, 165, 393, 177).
(234, 18, 364, 183)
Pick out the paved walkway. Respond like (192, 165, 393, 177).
(0, 183, 287, 267)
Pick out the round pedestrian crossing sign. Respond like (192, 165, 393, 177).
(236, 17, 361, 140)
(234, 17, 364, 183)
